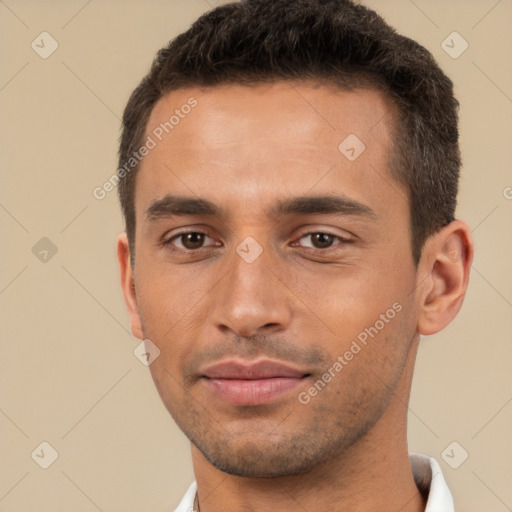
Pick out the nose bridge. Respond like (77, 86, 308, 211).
(209, 240, 292, 336)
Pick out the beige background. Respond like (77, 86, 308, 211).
(1, 0, 511, 510)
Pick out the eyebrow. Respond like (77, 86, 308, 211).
(145, 194, 376, 222)
(268, 195, 377, 219)
(146, 195, 224, 221)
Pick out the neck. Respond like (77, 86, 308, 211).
(191, 339, 425, 512)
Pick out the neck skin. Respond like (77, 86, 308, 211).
(190, 337, 426, 512)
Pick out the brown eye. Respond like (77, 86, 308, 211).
(310, 233, 335, 248)
(168, 232, 216, 250)
(298, 232, 340, 249)
(181, 233, 205, 249)
(298, 231, 349, 249)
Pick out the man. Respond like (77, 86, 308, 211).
(116, 1, 473, 510)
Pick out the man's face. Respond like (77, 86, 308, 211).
(130, 83, 420, 476)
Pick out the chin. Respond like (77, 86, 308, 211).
(192, 431, 339, 478)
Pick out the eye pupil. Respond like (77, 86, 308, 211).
(311, 233, 334, 248)
(182, 233, 204, 249)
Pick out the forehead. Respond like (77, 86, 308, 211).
(137, 82, 401, 217)
(145, 81, 394, 148)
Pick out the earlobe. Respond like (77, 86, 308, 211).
(417, 220, 474, 336)
(117, 233, 144, 340)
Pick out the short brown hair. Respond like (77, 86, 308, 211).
(118, 0, 460, 265)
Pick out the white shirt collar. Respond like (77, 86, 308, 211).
(174, 453, 453, 512)
(174, 480, 197, 512)
(410, 453, 454, 512)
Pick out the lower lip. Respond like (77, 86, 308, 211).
(203, 377, 306, 406)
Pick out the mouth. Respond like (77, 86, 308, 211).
(201, 359, 311, 406)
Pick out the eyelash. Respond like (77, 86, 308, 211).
(161, 230, 350, 252)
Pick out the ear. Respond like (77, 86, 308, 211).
(417, 220, 474, 336)
(117, 232, 144, 340)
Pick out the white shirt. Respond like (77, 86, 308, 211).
(174, 453, 454, 512)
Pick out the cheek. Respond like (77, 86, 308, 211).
(134, 261, 220, 377)
(135, 261, 209, 329)
(290, 266, 407, 331)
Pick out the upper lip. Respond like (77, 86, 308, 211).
(202, 359, 308, 379)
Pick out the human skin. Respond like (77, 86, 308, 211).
(118, 83, 473, 512)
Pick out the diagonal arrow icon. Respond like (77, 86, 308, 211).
(236, 236, 263, 263)
(31, 31, 59, 59)
(339, 133, 366, 161)
(134, 339, 160, 366)
(31, 441, 59, 468)
(441, 32, 468, 59)
(32, 237, 58, 262)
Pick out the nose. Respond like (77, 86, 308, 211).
(209, 244, 293, 338)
